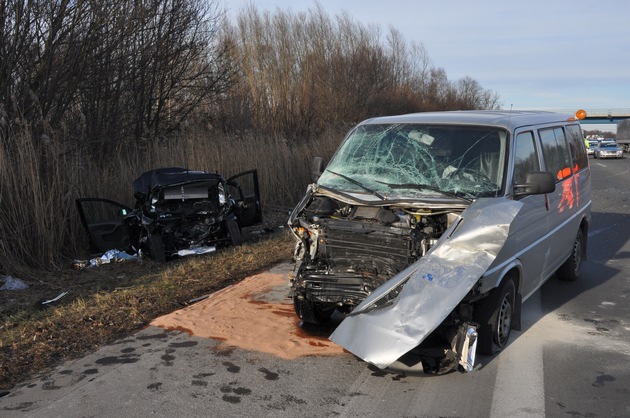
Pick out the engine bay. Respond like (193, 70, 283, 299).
(290, 194, 462, 320)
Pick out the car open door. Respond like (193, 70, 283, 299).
(226, 169, 263, 227)
(76, 198, 132, 255)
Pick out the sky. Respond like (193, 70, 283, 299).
(223, 0, 630, 132)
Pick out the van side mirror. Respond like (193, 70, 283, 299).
(311, 156, 325, 183)
(513, 171, 555, 197)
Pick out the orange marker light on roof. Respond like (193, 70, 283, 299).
(575, 109, 587, 120)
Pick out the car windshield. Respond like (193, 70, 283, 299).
(600, 143, 617, 148)
(318, 123, 507, 199)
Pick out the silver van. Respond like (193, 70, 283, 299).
(288, 110, 591, 370)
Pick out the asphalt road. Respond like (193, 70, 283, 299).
(2, 158, 630, 418)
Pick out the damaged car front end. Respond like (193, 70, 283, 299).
(77, 167, 262, 261)
(289, 112, 591, 373)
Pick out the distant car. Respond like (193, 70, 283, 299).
(77, 167, 262, 261)
(594, 142, 623, 159)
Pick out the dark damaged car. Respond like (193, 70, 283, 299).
(77, 167, 262, 261)
(289, 110, 591, 371)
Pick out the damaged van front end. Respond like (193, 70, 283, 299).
(288, 184, 467, 322)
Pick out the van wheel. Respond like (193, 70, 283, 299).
(293, 297, 335, 324)
(557, 230, 583, 281)
(475, 277, 516, 355)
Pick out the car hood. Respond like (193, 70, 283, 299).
(132, 167, 225, 195)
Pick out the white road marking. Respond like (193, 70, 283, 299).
(605, 165, 630, 177)
(589, 224, 616, 238)
(490, 291, 545, 417)
(595, 162, 607, 167)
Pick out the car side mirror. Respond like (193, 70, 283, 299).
(134, 191, 146, 202)
(311, 156, 325, 183)
(513, 171, 556, 197)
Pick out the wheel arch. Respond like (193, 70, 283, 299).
(473, 266, 522, 354)
(502, 268, 522, 332)
(485, 259, 523, 294)
(480, 263, 523, 331)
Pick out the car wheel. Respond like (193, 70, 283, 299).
(556, 230, 583, 281)
(293, 297, 335, 324)
(227, 219, 243, 246)
(475, 276, 516, 355)
(147, 233, 166, 262)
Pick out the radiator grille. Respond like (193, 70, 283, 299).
(320, 219, 414, 274)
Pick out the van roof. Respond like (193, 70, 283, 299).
(360, 110, 577, 131)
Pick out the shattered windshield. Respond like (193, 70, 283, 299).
(318, 123, 507, 199)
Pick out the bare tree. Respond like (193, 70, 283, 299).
(453, 76, 501, 110)
(1, 0, 231, 154)
(220, 3, 500, 137)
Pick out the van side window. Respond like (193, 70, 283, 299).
(565, 124, 588, 171)
(513, 132, 540, 184)
(539, 127, 572, 181)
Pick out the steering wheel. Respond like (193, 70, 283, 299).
(446, 166, 495, 186)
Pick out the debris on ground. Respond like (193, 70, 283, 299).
(0, 275, 29, 291)
(40, 291, 68, 307)
(72, 249, 140, 270)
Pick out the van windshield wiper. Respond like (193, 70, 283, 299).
(326, 170, 385, 200)
(375, 181, 472, 203)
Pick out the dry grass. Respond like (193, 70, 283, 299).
(0, 229, 294, 390)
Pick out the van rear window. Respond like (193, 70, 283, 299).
(565, 124, 588, 171)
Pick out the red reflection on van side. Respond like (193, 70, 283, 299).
(558, 165, 580, 213)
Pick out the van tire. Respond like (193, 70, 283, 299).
(475, 277, 516, 355)
(557, 230, 583, 281)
